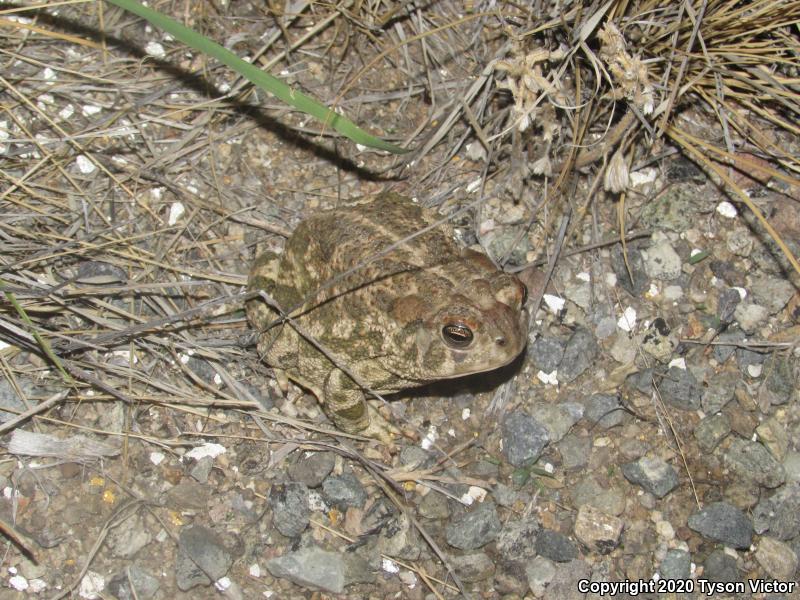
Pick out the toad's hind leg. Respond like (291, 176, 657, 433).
(324, 369, 399, 444)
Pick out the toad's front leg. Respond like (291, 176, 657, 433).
(324, 369, 399, 444)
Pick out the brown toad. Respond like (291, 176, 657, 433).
(247, 193, 529, 440)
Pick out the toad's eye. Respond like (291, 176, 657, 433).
(520, 282, 528, 306)
(442, 323, 474, 348)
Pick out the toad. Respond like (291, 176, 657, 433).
(247, 193, 529, 440)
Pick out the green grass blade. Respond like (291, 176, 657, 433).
(104, 0, 409, 154)
(0, 279, 73, 385)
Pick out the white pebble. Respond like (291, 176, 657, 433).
(145, 41, 166, 59)
(75, 155, 96, 174)
(543, 294, 565, 313)
(716, 201, 738, 218)
(617, 306, 637, 332)
(168, 201, 185, 225)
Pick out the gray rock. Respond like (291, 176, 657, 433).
(496, 514, 539, 571)
(525, 555, 556, 596)
(535, 529, 578, 562)
(759, 355, 797, 406)
(418, 490, 450, 520)
(643, 238, 682, 280)
(737, 347, 768, 373)
(755, 537, 798, 581)
(734, 302, 768, 333)
(557, 434, 591, 471)
(621, 456, 679, 498)
(502, 410, 549, 467)
(491, 483, 522, 508)
(288, 452, 335, 488)
(531, 402, 583, 442)
(0, 379, 26, 423)
(611, 244, 649, 296)
(528, 336, 566, 373)
(559, 328, 598, 383)
(714, 329, 746, 363)
(702, 370, 738, 414)
(107, 566, 160, 600)
(659, 549, 691, 580)
(694, 413, 731, 453)
(107, 514, 151, 559)
(583, 394, 625, 429)
(641, 183, 706, 232)
(164, 480, 210, 512)
(570, 478, 626, 516)
(703, 549, 740, 583)
(398, 446, 431, 470)
(753, 483, 800, 540)
(175, 524, 232, 591)
(266, 546, 372, 594)
(717, 288, 741, 324)
(445, 502, 501, 550)
(189, 457, 213, 483)
(687, 502, 753, 549)
(724, 438, 786, 488)
(625, 368, 654, 396)
(269, 482, 310, 537)
(449, 552, 495, 582)
(546, 559, 592, 600)
(750, 275, 796, 314)
(322, 471, 367, 509)
(784, 451, 800, 483)
(658, 366, 702, 411)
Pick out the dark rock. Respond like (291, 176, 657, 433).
(753, 483, 800, 540)
(687, 502, 753, 549)
(694, 413, 731, 453)
(269, 482, 310, 537)
(703, 549, 740, 583)
(657, 366, 702, 411)
(759, 355, 797, 406)
(701, 371, 737, 414)
(659, 549, 691, 580)
(449, 552, 495, 582)
(559, 328, 598, 383)
(322, 471, 367, 509)
(713, 329, 746, 363)
(583, 394, 625, 429)
(175, 524, 232, 591)
(625, 368, 655, 396)
(502, 410, 549, 467)
(724, 438, 786, 489)
(611, 244, 649, 296)
(557, 434, 591, 471)
(528, 336, 566, 373)
(445, 502, 502, 550)
(288, 452, 335, 488)
(535, 529, 578, 562)
(717, 288, 741, 324)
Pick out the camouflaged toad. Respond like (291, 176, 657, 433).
(247, 192, 529, 441)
